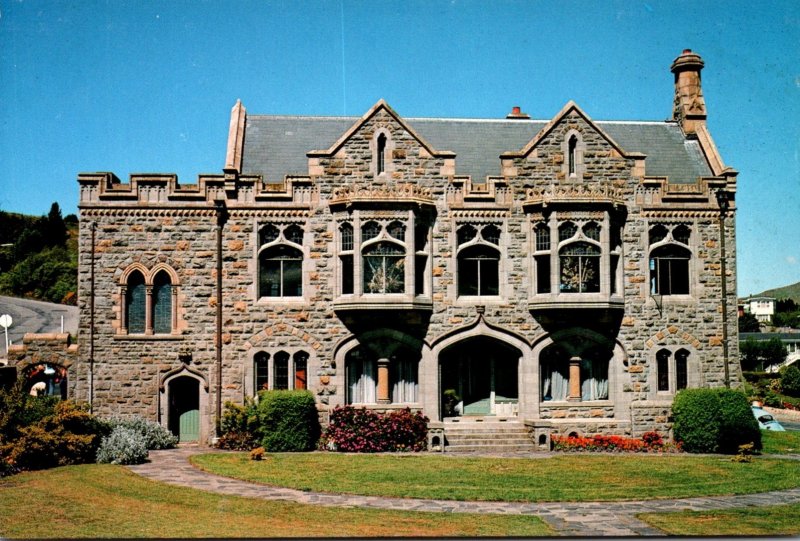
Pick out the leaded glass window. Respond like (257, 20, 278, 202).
(152, 271, 172, 334)
(126, 271, 146, 334)
(363, 242, 405, 294)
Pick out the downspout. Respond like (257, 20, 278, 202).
(214, 199, 228, 437)
(716, 189, 731, 388)
(89, 221, 96, 413)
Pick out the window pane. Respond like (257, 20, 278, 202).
(415, 255, 426, 295)
(610, 255, 619, 296)
(340, 223, 354, 251)
(260, 246, 303, 297)
(458, 245, 499, 296)
(457, 224, 477, 246)
(274, 352, 289, 390)
(260, 258, 281, 297)
(480, 258, 499, 295)
(341, 255, 353, 294)
(559, 222, 577, 242)
(294, 352, 308, 390)
(657, 350, 670, 391)
(363, 242, 405, 294)
(283, 259, 303, 296)
(255, 353, 270, 392)
(284, 224, 303, 245)
(391, 357, 418, 403)
(535, 255, 551, 294)
(387, 221, 405, 241)
(676, 350, 689, 390)
(362, 221, 380, 241)
(649, 224, 668, 245)
(651, 245, 690, 295)
(560, 243, 600, 293)
(152, 272, 172, 334)
(414, 220, 428, 251)
(482, 224, 501, 245)
(535, 224, 550, 251)
(458, 257, 479, 296)
(583, 222, 600, 242)
(259, 224, 280, 246)
(126, 272, 146, 334)
(673, 225, 691, 245)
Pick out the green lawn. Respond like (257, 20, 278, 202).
(760, 429, 800, 454)
(0, 464, 551, 538)
(192, 452, 800, 502)
(637, 503, 800, 536)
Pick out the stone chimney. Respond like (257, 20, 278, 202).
(506, 106, 530, 119)
(670, 49, 706, 135)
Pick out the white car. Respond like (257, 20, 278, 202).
(752, 406, 786, 431)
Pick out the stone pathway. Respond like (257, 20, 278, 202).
(128, 447, 800, 537)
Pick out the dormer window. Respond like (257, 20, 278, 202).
(376, 133, 387, 175)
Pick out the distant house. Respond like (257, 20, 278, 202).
(742, 297, 776, 324)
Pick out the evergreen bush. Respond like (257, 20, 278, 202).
(96, 426, 149, 465)
(779, 365, 800, 397)
(672, 388, 761, 454)
(254, 390, 320, 452)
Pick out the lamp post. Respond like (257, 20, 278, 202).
(716, 188, 731, 388)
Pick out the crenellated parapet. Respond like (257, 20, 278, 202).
(78, 172, 319, 208)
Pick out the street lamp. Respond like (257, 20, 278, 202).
(716, 188, 731, 388)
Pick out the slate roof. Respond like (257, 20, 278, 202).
(241, 115, 712, 185)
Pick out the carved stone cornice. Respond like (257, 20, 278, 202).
(329, 183, 434, 207)
(524, 182, 627, 208)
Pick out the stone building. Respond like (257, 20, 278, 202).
(70, 49, 740, 447)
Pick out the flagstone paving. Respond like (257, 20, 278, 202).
(128, 447, 800, 537)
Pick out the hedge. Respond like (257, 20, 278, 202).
(254, 390, 321, 452)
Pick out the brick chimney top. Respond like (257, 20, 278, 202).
(506, 106, 530, 119)
(670, 49, 706, 135)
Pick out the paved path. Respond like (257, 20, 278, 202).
(128, 447, 800, 537)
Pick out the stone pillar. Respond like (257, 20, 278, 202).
(171, 287, 179, 333)
(120, 286, 128, 333)
(377, 358, 391, 404)
(568, 357, 582, 401)
(144, 286, 154, 335)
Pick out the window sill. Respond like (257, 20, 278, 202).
(649, 295, 695, 306)
(333, 296, 432, 311)
(454, 296, 506, 307)
(348, 403, 422, 409)
(529, 294, 624, 311)
(255, 297, 309, 306)
(113, 334, 184, 341)
(540, 400, 613, 407)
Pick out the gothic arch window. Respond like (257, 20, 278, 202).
(377, 133, 387, 175)
(152, 271, 173, 334)
(457, 223, 501, 297)
(559, 222, 601, 293)
(562, 130, 584, 178)
(649, 223, 692, 296)
(258, 223, 304, 298)
(253, 349, 310, 393)
(655, 347, 691, 393)
(568, 135, 578, 176)
(125, 270, 146, 334)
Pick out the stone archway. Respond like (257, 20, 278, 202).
(160, 366, 209, 444)
(439, 336, 522, 418)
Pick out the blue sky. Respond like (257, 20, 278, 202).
(0, 0, 798, 296)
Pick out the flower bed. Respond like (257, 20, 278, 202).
(552, 432, 682, 453)
(320, 406, 428, 452)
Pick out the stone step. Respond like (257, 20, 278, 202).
(445, 433, 532, 442)
(444, 442, 536, 453)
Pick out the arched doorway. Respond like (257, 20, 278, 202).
(168, 376, 200, 442)
(439, 337, 520, 417)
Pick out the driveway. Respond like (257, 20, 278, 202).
(0, 296, 78, 356)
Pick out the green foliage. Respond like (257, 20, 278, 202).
(0, 381, 59, 442)
(254, 390, 321, 452)
(774, 311, 800, 329)
(3, 401, 108, 472)
(96, 426, 149, 465)
(104, 416, 178, 450)
(779, 365, 800, 397)
(738, 337, 788, 371)
(738, 313, 761, 333)
(321, 406, 429, 452)
(216, 400, 259, 450)
(0, 205, 77, 303)
(672, 388, 761, 454)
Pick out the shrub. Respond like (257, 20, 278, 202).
(0, 381, 59, 442)
(3, 401, 107, 471)
(672, 389, 722, 453)
(216, 400, 259, 450)
(255, 390, 321, 452)
(672, 388, 761, 454)
(96, 426, 149, 465)
(779, 365, 800, 397)
(105, 416, 178, 450)
(322, 406, 429, 452)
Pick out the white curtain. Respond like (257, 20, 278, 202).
(543, 363, 568, 401)
(391, 358, 418, 403)
(348, 359, 376, 404)
(581, 359, 609, 401)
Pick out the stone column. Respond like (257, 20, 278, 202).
(568, 357, 582, 401)
(144, 286, 154, 335)
(377, 358, 391, 404)
(120, 286, 128, 333)
(171, 287, 179, 334)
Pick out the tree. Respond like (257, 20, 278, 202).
(738, 312, 760, 333)
(762, 337, 788, 369)
(44, 202, 68, 248)
(739, 338, 763, 371)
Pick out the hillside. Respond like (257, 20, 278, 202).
(0, 204, 78, 305)
(756, 281, 800, 304)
